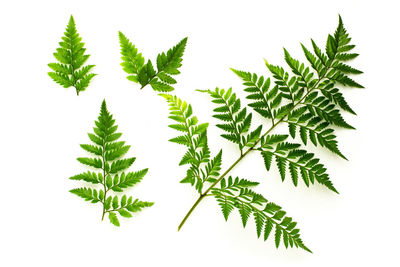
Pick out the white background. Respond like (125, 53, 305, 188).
(1, 0, 399, 266)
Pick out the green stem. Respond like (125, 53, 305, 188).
(177, 122, 279, 230)
(101, 142, 107, 221)
(177, 195, 205, 231)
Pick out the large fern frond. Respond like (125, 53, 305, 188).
(163, 95, 310, 252)
(70, 100, 153, 226)
(233, 15, 362, 160)
(119, 32, 187, 92)
(48, 15, 96, 95)
(163, 15, 362, 252)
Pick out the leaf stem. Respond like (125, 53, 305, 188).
(101, 142, 107, 221)
(177, 195, 204, 231)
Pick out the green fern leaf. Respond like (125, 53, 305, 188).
(108, 212, 120, 226)
(203, 150, 222, 183)
(48, 15, 96, 95)
(69, 100, 152, 226)
(163, 94, 218, 194)
(212, 184, 310, 252)
(286, 106, 347, 159)
(231, 69, 282, 124)
(119, 34, 187, 91)
(199, 88, 256, 153)
(165, 15, 362, 252)
(260, 138, 338, 193)
(118, 31, 145, 80)
(70, 187, 101, 203)
(109, 169, 148, 192)
(69, 171, 101, 184)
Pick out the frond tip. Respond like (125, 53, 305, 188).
(69, 99, 153, 226)
(48, 15, 96, 95)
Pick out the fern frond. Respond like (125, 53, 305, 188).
(119, 33, 187, 91)
(69, 171, 102, 184)
(318, 81, 356, 115)
(231, 68, 282, 125)
(212, 181, 311, 252)
(265, 61, 305, 105)
(199, 88, 258, 153)
(286, 106, 346, 159)
(260, 135, 337, 193)
(303, 91, 354, 129)
(165, 15, 362, 252)
(108, 169, 148, 192)
(69, 100, 152, 226)
(202, 150, 222, 183)
(70, 187, 102, 203)
(162, 94, 221, 194)
(118, 31, 145, 82)
(48, 15, 96, 95)
(163, 95, 312, 251)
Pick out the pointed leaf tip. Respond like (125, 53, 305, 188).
(68, 15, 75, 25)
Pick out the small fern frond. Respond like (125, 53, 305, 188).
(231, 68, 282, 125)
(303, 91, 355, 129)
(119, 33, 187, 92)
(212, 180, 311, 252)
(286, 106, 346, 159)
(260, 135, 337, 193)
(162, 94, 217, 194)
(199, 88, 257, 153)
(48, 15, 96, 95)
(69, 100, 153, 226)
(202, 150, 223, 183)
(318, 81, 356, 115)
(265, 61, 305, 105)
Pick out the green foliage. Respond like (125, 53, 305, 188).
(260, 135, 337, 193)
(119, 32, 187, 92)
(164, 95, 310, 251)
(212, 177, 310, 251)
(230, 69, 282, 124)
(162, 94, 218, 194)
(199, 88, 263, 154)
(70, 100, 153, 226)
(233, 15, 362, 162)
(48, 15, 96, 95)
(164, 15, 362, 252)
